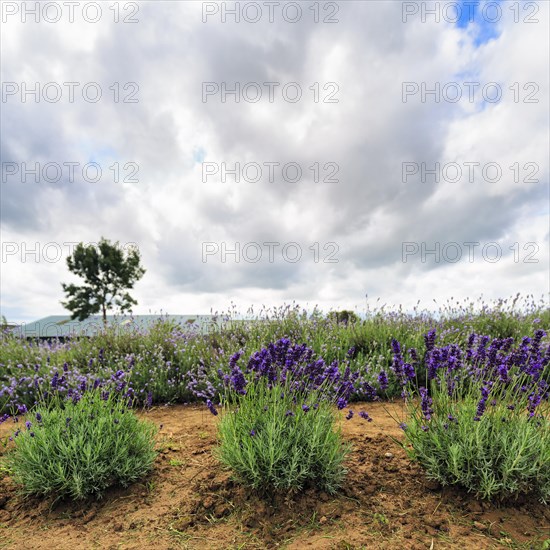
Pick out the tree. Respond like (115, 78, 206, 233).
(61, 238, 145, 325)
(327, 310, 361, 326)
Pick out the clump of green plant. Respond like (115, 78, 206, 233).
(390, 329, 550, 502)
(403, 396, 549, 502)
(208, 339, 354, 495)
(215, 380, 349, 495)
(6, 390, 157, 500)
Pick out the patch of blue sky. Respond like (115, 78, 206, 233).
(87, 145, 118, 165)
(1, 306, 34, 325)
(193, 147, 206, 164)
(453, 0, 503, 46)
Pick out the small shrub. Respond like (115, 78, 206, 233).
(391, 329, 550, 502)
(402, 395, 550, 502)
(209, 339, 354, 494)
(6, 390, 157, 500)
(216, 378, 349, 494)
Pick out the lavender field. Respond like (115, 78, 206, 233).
(1, 296, 549, 549)
(1, 296, 548, 414)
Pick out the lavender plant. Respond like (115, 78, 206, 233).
(209, 339, 356, 494)
(4, 389, 157, 500)
(390, 329, 550, 502)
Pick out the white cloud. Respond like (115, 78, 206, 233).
(1, 1, 548, 322)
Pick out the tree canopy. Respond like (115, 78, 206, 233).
(61, 238, 145, 323)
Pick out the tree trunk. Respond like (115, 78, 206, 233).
(102, 303, 107, 328)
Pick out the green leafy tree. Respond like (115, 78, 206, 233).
(327, 310, 360, 325)
(61, 238, 145, 324)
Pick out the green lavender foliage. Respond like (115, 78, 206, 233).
(402, 395, 550, 502)
(5, 390, 157, 500)
(392, 333, 550, 503)
(215, 379, 350, 495)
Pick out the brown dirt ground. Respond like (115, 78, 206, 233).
(0, 402, 548, 550)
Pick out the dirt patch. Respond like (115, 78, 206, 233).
(1, 402, 548, 549)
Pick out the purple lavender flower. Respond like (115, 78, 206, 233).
(229, 351, 242, 369)
(25, 421, 32, 430)
(378, 370, 389, 391)
(424, 329, 436, 352)
(419, 387, 433, 421)
(302, 404, 310, 413)
(475, 335, 491, 365)
(530, 329, 546, 358)
(403, 363, 415, 380)
(391, 338, 401, 356)
(359, 411, 372, 422)
(206, 399, 218, 416)
(426, 349, 440, 380)
(345, 409, 354, 420)
(336, 397, 347, 410)
(497, 361, 510, 383)
(391, 339, 404, 379)
(528, 392, 542, 415)
(230, 366, 247, 395)
(474, 383, 492, 421)
(466, 333, 476, 361)
(360, 380, 378, 401)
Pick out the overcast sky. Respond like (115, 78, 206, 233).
(1, 0, 549, 323)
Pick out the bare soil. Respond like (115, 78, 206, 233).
(0, 402, 548, 549)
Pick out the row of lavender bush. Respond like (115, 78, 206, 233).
(1, 295, 548, 502)
(1, 296, 548, 413)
